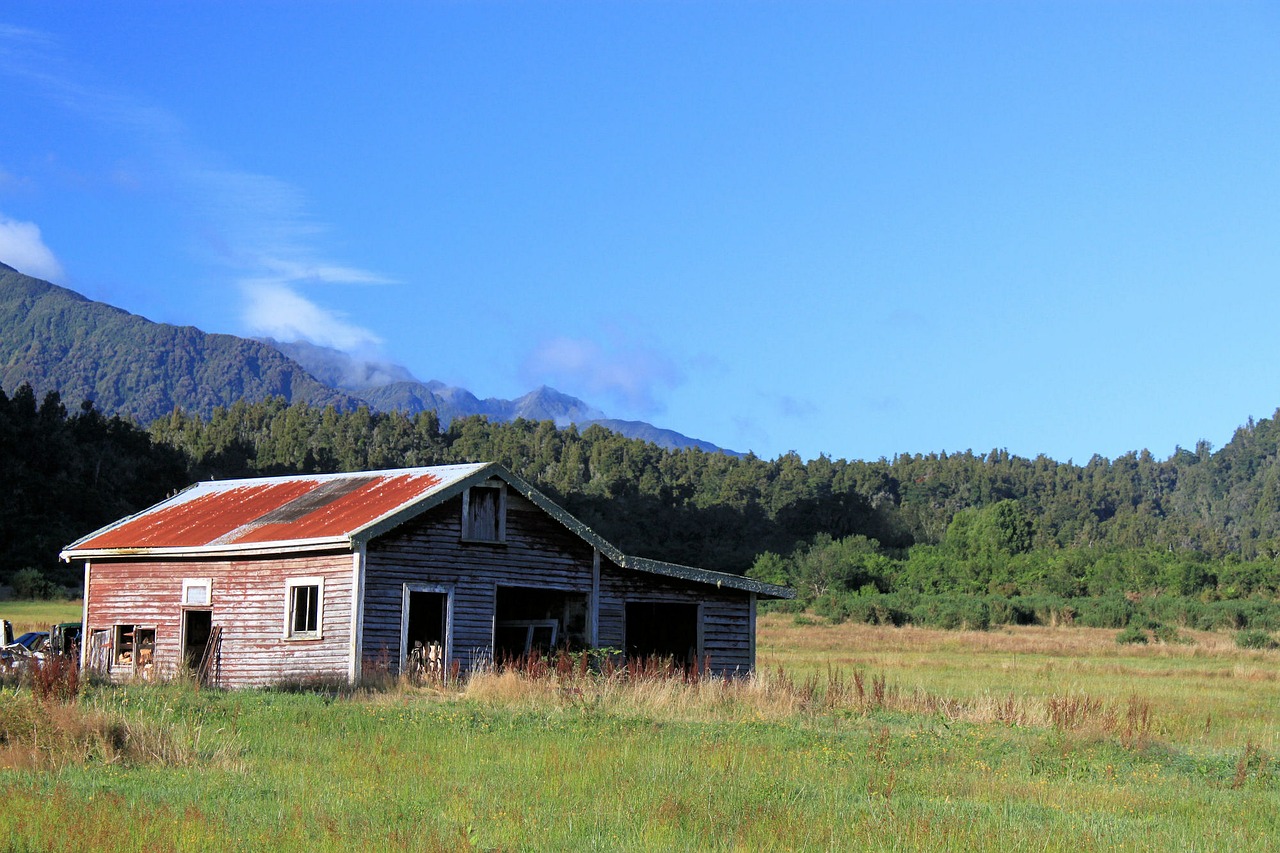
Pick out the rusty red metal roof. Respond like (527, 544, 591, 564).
(64, 465, 487, 554)
(61, 461, 794, 599)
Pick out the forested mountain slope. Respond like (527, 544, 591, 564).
(0, 264, 357, 422)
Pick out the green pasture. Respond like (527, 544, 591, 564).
(1, 598, 82, 634)
(1, 615, 1277, 851)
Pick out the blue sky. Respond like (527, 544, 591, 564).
(2, 2, 1279, 463)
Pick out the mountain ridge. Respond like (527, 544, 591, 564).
(263, 338, 734, 453)
(0, 263, 734, 453)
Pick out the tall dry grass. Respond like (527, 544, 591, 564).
(456, 651, 1170, 744)
(0, 693, 196, 770)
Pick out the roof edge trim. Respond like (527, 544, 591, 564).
(60, 537, 351, 561)
(619, 556, 795, 599)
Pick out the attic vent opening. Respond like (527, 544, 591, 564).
(253, 476, 378, 525)
(462, 484, 506, 542)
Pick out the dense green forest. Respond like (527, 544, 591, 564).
(5, 386, 1280, 631)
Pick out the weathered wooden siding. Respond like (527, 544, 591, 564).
(596, 568, 755, 674)
(85, 551, 353, 687)
(364, 492, 757, 676)
(364, 492, 596, 673)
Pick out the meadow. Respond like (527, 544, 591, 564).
(3, 599, 84, 635)
(0, 606, 1276, 851)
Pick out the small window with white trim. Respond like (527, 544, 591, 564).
(285, 577, 324, 639)
(182, 578, 212, 606)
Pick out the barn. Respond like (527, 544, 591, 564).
(60, 462, 791, 687)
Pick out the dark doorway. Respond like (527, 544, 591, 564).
(625, 602, 700, 665)
(405, 590, 448, 676)
(182, 609, 212, 673)
(493, 586, 588, 662)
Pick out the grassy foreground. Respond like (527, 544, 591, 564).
(1, 614, 1276, 851)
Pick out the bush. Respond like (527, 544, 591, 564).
(10, 567, 61, 600)
(811, 594, 851, 624)
(1115, 626, 1149, 645)
(1077, 596, 1132, 629)
(911, 595, 990, 631)
(1012, 595, 1074, 626)
(1234, 630, 1279, 650)
(844, 594, 910, 627)
(1151, 624, 1191, 645)
(760, 598, 804, 615)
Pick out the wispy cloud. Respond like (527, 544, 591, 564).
(242, 282, 381, 351)
(775, 394, 818, 419)
(0, 25, 389, 350)
(0, 215, 64, 281)
(522, 334, 682, 415)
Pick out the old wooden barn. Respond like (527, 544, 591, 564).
(61, 463, 791, 687)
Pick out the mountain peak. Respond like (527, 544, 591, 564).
(0, 265, 737, 455)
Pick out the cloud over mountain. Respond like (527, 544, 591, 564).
(0, 215, 64, 282)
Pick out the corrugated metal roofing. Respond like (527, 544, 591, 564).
(64, 464, 482, 553)
(61, 462, 793, 599)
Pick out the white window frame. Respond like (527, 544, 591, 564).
(461, 482, 507, 543)
(182, 578, 212, 607)
(284, 576, 325, 640)
(400, 582, 454, 675)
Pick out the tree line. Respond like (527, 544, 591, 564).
(6, 387, 1280, 628)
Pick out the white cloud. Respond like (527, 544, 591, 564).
(0, 215, 64, 281)
(241, 281, 381, 351)
(0, 27, 390, 353)
(523, 335, 682, 414)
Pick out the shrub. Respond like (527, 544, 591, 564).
(811, 594, 851, 624)
(760, 598, 804, 615)
(10, 567, 61, 600)
(1077, 596, 1132, 629)
(1115, 626, 1149, 645)
(1234, 629, 1279, 650)
(1010, 594, 1074, 626)
(911, 595, 990, 631)
(1151, 624, 1191, 645)
(843, 594, 909, 627)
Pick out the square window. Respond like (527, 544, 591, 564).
(182, 578, 211, 606)
(111, 624, 156, 680)
(285, 578, 324, 639)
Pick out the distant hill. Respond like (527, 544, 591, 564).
(264, 338, 737, 454)
(0, 263, 358, 421)
(0, 264, 737, 453)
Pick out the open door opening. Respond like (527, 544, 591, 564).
(182, 609, 213, 680)
(493, 586, 588, 663)
(404, 590, 448, 679)
(625, 602, 700, 668)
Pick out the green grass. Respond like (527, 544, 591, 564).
(1, 598, 82, 634)
(1, 616, 1277, 851)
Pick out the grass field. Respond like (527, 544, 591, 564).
(1, 611, 1276, 851)
(1, 598, 83, 634)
